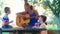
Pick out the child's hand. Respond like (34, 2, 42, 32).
(10, 20, 13, 23)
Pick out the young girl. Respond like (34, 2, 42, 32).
(33, 15, 48, 34)
(39, 15, 47, 28)
(39, 15, 48, 34)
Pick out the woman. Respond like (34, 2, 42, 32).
(16, 0, 39, 28)
(16, 3, 39, 28)
(16, 3, 31, 27)
(25, 5, 39, 27)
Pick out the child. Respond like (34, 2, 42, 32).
(38, 15, 48, 34)
(2, 7, 14, 34)
(39, 15, 47, 28)
(2, 7, 13, 29)
(33, 15, 48, 34)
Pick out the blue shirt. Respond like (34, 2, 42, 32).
(2, 15, 13, 29)
(2, 15, 9, 20)
(26, 10, 38, 27)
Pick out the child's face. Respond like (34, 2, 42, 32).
(7, 11, 11, 14)
(5, 8, 11, 14)
(39, 17, 43, 22)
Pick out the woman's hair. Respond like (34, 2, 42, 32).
(39, 15, 47, 25)
(4, 7, 10, 13)
(25, 3, 29, 6)
(30, 5, 33, 10)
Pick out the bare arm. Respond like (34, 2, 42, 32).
(16, 11, 26, 15)
(9, 20, 13, 23)
(35, 10, 39, 20)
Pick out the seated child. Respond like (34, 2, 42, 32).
(39, 15, 47, 28)
(33, 15, 48, 34)
(39, 15, 48, 34)
(2, 7, 14, 34)
(2, 7, 13, 29)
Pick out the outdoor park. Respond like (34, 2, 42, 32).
(0, 0, 60, 34)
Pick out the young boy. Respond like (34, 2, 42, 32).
(2, 7, 13, 29)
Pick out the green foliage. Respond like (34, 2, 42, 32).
(0, 0, 5, 15)
(30, 0, 38, 4)
(47, 24, 57, 30)
(40, 0, 60, 29)
(0, 0, 5, 25)
(28, 0, 38, 6)
(0, 11, 1, 15)
(2, 32, 9, 34)
(41, 0, 60, 17)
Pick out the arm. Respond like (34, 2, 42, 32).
(9, 20, 13, 23)
(35, 10, 39, 20)
(40, 23, 47, 28)
(16, 11, 26, 15)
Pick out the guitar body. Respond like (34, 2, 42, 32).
(16, 13, 30, 27)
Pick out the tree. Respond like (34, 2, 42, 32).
(0, 0, 5, 15)
(42, 0, 60, 17)
(41, 0, 60, 29)
(28, 0, 60, 29)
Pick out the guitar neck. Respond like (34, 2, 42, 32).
(24, 16, 40, 20)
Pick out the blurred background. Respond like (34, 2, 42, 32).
(0, 0, 60, 31)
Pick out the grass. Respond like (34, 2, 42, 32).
(2, 32, 9, 34)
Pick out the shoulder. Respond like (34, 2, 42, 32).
(34, 10, 38, 14)
(4, 15, 8, 17)
(40, 23, 46, 28)
(34, 10, 37, 12)
(3, 15, 9, 19)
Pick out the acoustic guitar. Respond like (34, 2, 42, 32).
(16, 13, 30, 27)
